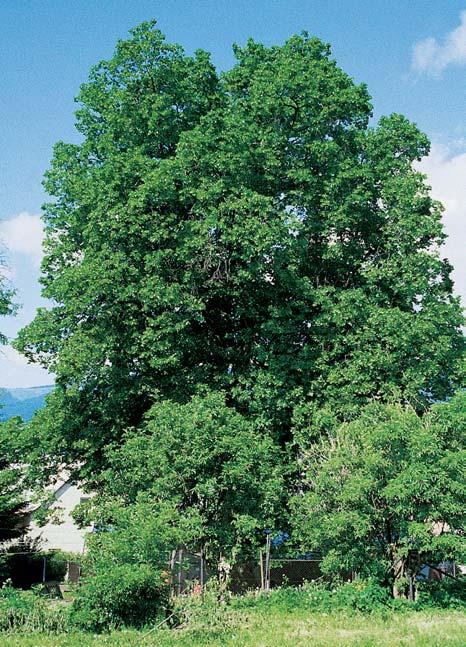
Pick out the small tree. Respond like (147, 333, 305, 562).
(98, 391, 286, 564)
(292, 395, 465, 598)
(71, 499, 199, 631)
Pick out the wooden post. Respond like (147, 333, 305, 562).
(178, 548, 183, 595)
(408, 572, 414, 602)
(169, 549, 176, 597)
(259, 550, 264, 591)
(265, 534, 271, 592)
(42, 556, 47, 583)
(200, 546, 204, 590)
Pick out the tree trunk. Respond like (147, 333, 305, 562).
(391, 550, 418, 600)
(392, 555, 408, 599)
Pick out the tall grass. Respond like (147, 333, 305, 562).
(0, 585, 68, 634)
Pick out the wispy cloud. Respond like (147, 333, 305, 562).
(0, 345, 52, 388)
(417, 141, 466, 307)
(0, 212, 44, 267)
(412, 10, 466, 77)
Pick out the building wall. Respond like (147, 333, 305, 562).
(28, 481, 91, 554)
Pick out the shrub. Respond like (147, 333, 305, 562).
(0, 583, 68, 633)
(328, 579, 393, 612)
(416, 576, 466, 610)
(234, 577, 466, 616)
(69, 563, 167, 631)
(232, 579, 395, 614)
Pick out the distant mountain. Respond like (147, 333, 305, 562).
(0, 385, 54, 421)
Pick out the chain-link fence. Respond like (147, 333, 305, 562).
(169, 550, 323, 595)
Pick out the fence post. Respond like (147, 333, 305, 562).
(178, 548, 184, 595)
(408, 572, 414, 602)
(200, 546, 205, 592)
(259, 550, 264, 591)
(265, 534, 271, 591)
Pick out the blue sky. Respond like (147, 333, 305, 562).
(0, 1, 465, 387)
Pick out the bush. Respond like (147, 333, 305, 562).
(329, 579, 393, 613)
(70, 563, 167, 631)
(0, 583, 68, 633)
(234, 577, 466, 617)
(416, 576, 466, 610)
(233, 579, 395, 614)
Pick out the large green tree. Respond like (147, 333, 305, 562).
(16, 22, 464, 481)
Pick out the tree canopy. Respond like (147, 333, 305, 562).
(15, 22, 464, 481)
(91, 392, 286, 560)
(292, 394, 466, 597)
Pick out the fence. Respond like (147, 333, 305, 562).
(169, 550, 323, 595)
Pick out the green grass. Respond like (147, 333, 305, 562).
(1, 607, 465, 646)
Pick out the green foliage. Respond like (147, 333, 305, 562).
(0, 419, 28, 544)
(6, 21, 465, 626)
(292, 395, 466, 594)
(14, 22, 463, 485)
(80, 498, 200, 570)
(69, 391, 287, 628)
(70, 499, 196, 631)
(96, 392, 286, 561)
(0, 580, 464, 641)
(416, 577, 466, 610)
(70, 563, 165, 631)
(0, 584, 68, 633)
(233, 579, 394, 614)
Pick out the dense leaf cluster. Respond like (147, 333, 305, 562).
(16, 22, 463, 476)
(292, 394, 466, 594)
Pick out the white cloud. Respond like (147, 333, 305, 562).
(417, 142, 466, 307)
(0, 212, 44, 267)
(1, 345, 30, 367)
(0, 345, 53, 388)
(412, 10, 466, 77)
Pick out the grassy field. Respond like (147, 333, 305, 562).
(2, 607, 465, 646)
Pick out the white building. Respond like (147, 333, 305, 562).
(27, 478, 91, 554)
